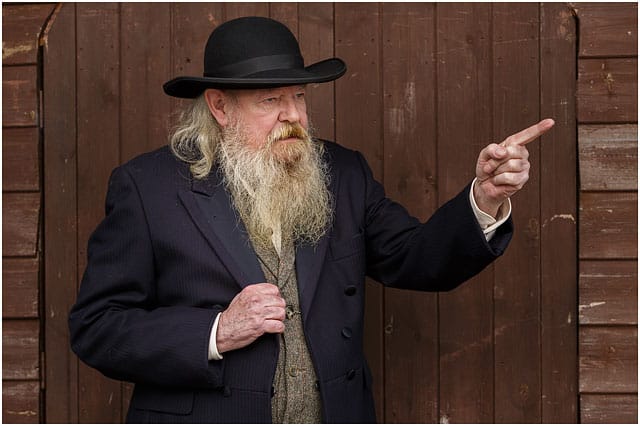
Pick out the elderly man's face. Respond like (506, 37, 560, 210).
(226, 85, 309, 149)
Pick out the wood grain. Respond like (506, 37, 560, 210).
(2, 66, 38, 127)
(382, 3, 438, 423)
(579, 192, 638, 259)
(540, 3, 579, 422)
(2, 320, 40, 380)
(2, 381, 40, 423)
(42, 3, 79, 422)
(579, 124, 637, 191)
(580, 261, 637, 325)
(580, 393, 638, 423)
(2, 127, 40, 192)
(2, 3, 56, 65)
(2, 192, 40, 257)
(579, 326, 638, 393)
(573, 2, 638, 58)
(578, 58, 638, 123)
(2, 258, 39, 318)
(436, 3, 494, 423)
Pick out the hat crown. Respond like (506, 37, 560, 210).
(203, 17, 304, 78)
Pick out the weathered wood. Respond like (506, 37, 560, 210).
(2, 381, 40, 423)
(2, 258, 39, 318)
(578, 58, 638, 123)
(580, 261, 637, 325)
(580, 393, 638, 424)
(2, 3, 56, 65)
(579, 192, 638, 259)
(2, 66, 38, 127)
(169, 3, 224, 116)
(382, 3, 437, 423)
(436, 3, 494, 423)
(224, 2, 268, 20)
(334, 3, 385, 421)
(579, 326, 638, 393)
(579, 124, 637, 191)
(120, 4, 171, 163)
(493, 3, 542, 422)
(572, 2, 638, 58)
(2, 320, 40, 380)
(2, 127, 40, 192)
(298, 3, 335, 141)
(2, 192, 40, 257)
(76, 3, 122, 423)
(43, 3, 78, 423)
(540, 3, 579, 422)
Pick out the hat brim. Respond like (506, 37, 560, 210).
(163, 58, 346, 98)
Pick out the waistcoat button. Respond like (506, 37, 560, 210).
(346, 369, 356, 380)
(344, 285, 357, 296)
(341, 327, 352, 338)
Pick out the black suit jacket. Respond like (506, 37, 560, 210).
(69, 141, 513, 423)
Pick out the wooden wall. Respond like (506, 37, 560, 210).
(6, 2, 634, 424)
(573, 2, 638, 423)
(2, 3, 57, 423)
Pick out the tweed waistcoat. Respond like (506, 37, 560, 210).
(253, 238, 322, 423)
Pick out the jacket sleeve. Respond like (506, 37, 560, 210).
(68, 166, 225, 389)
(357, 151, 513, 291)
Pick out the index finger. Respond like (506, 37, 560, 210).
(502, 118, 555, 147)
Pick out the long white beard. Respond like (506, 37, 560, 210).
(216, 119, 333, 254)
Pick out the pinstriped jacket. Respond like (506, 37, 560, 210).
(69, 140, 513, 423)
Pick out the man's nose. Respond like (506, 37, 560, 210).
(278, 96, 302, 123)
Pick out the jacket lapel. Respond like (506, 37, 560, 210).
(296, 155, 339, 323)
(178, 170, 265, 288)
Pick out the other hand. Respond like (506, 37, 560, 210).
(216, 283, 286, 353)
(474, 118, 555, 217)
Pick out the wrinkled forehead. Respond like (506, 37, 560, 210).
(225, 85, 307, 101)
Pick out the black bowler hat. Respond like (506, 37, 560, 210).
(163, 16, 347, 98)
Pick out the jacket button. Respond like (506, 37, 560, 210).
(315, 380, 320, 390)
(341, 327, 352, 339)
(346, 369, 356, 380)
(344, 285, 357, 296)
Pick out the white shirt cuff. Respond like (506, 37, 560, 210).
(208, 312, 224, 361)
(469, 178, 512, 241)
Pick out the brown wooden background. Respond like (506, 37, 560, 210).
(2, 2, 636, 424)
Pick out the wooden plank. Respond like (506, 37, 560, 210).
(298, 3, 336, 141)
(224, 3, 269, 20)
(42, 3, 78, 422)
(436, 3, 494, 423)
(169, 3, 225, 115)
(120, 4, 171, 162)
(2, 192, 40, 257)
(334, 2, 385, 422)
(579, 124, 637, 191)
(493, 4, 542, 422)
(579, 326, 638, 393)
(2, 3, 56, 65)
(539, 3, 578, 422)
(2, 320, 40, 380)
(580, 393, 638, 424)
(573, 2, 638, 58)
(579, 192, 637, 259)
(577, 58, 637, 123)
(2, 381, 40, 423)
(580, 261, 637, 325)
(2, 258, 39, 318)
(2, 66, 38, 127)
(2, 127, 39, 192)
(382, 3, 437, 423)
(76, 3, 122, 423)
(269, 2, 298, 33)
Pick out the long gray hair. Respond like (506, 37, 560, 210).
(169, 95, 221, 179)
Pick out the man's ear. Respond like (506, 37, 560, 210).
(204, 89, 230, 127)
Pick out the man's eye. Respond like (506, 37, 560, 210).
(296, 92, 305, 99)
(263, 97, 278, 104)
